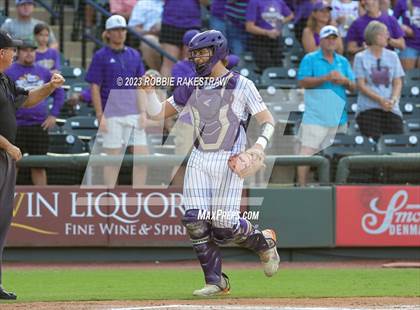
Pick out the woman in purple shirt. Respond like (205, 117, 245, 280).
(302, 1, 344, 54)
(246, 0, 294, 71)
(394, 0, 420, 70)
(34, 23, 61, 73)
(159, 0, 201, 77)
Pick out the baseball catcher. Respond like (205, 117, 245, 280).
(143, 30, 278, 296)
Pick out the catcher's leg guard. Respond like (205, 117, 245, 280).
(182, 209, 223, 285)
(213, 218, 280, 277)
(211, 218, 272, 251)
(233, 218, 274, 252)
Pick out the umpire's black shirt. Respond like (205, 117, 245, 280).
(0, 72, 28, 144)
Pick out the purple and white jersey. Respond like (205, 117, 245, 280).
(168, 72, 267, 154)
(170, 72, 268, 228)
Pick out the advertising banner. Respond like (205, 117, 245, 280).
(9, 186, 248, 247)
(336, 186, 420, 247)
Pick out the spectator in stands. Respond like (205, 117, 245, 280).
(5, 39, 65, 185)
(129, 0, 164, 71)
(245, 0, 294, 71)
(394, 0, 420, 70)
(302, 1, 344, 54)
(288, 0, 316, 44)
(331, 0, 361, 38)
(1, 0, 58, 49)
(159, 0, 201, 77)
(354, 21, 404, 141)
(34, 23, 60, 73)
(110, 0, 137, 20)
(85, 15, 149, 188)
(346, 0, 405, 56)
(297, 25, 356, 186)
(225, 0, 249, 55)
(210, 0, 227, 35)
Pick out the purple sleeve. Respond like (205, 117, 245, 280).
(280, 0, 292, 18)
(346, 19, 360, 44)
(388, 16, 404, 39)
(173, 85, 193, 106)
(246, 0, 258, 22)
(80, 88, 92, 103)
(54, 50, 61, 71)
(48, 70, 65, 116)
(85, 52, 103, 85)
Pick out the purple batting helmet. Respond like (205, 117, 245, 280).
(188, 30, 228, 77)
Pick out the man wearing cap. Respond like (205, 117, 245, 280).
(5, 39, 65, 185)
(297, 25, 356, 186)
(0, 30, 65, 299)
(1, 0, 58, 49)
(86, 15, 148, 187)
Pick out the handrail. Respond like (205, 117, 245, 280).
(82, 0, 177, 69)
(34, 0, 59, 19)
(17, 154, 331, 185)
(336, 154, 420, 183)
(4, 0, 9, 16)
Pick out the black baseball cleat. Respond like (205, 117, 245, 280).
(0, 287, 17, 300)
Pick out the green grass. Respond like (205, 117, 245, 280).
(1, 268, 419, 302)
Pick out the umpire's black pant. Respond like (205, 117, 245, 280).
(0, 150, 16, 286)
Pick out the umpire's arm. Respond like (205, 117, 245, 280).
(22, 73, 65, 108)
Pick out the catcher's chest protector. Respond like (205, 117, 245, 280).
(189, 72, 241, 152)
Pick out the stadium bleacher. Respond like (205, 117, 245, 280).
(1, 0, 418, 186)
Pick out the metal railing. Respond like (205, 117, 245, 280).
(336, 154, 420, 183)
(17, 154, 331, 185)
(82, 0, 177, 69)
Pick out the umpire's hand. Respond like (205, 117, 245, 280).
(49, 73, 65, 89)
(6, 144, 22, 161)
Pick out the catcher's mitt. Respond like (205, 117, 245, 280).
(228, 147, 266, 178)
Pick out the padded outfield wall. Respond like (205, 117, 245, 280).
(5, 185, 420, 261)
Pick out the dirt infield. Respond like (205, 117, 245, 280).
(1, 297, 419, 310)
(4, 259, 413, 270)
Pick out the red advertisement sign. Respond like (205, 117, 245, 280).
(336, 186, 420, 247)
(8, 186, 248, 247)
(8, 186, 188, 247)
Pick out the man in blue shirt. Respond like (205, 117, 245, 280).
(297, 25, 356, 186)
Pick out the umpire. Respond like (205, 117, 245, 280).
(0, 30, 64, 299)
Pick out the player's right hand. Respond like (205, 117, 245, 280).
(6, 144, 22, 161)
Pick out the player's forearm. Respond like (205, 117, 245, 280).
(254, 110, 275, 150)
(23, 82, 55, 108)
(144, 90, 164, 120)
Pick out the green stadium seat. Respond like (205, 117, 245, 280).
(260, 67, 298, 89)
